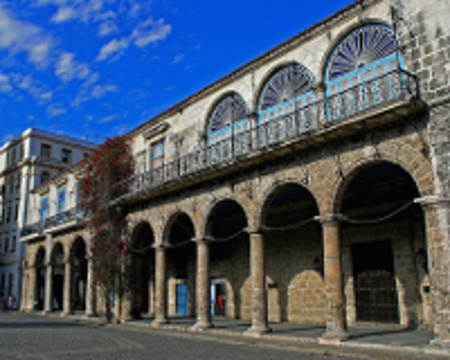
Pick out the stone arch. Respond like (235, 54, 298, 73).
(129, 221, 155, 318)
(162, 210, 197, 244)
(203, 198, 249, 239)
(34, 246, 46, 311)
(255, 62, 315, 113)
(319, 19, 397, 85)
(258, 181, 324, 323)
(198, 194, 248, 238)
(332, 159, 429, 327)
(256, 178, 320, 229)
(331, 155, 431, 214)
(69, 237, 88, 311)
(204, 198, 250, 320)
(162, 211, 196, 318)
(50, 242, 65, 311)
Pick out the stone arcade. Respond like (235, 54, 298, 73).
(20, 0, 449, 346)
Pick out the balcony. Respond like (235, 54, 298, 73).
(21, 207, 83, 239)
(111, 69, 422, 204)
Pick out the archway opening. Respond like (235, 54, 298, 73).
(71, 238, 87, 311)
(166, 213, 195, 318)
(35, 247, 46, 311)
(261, 183, 322, 323)
(130, 222, 154, 318)
(51, 243, 65, 311)
(206, 200, 249, 319)
(338, 162, 428, 327)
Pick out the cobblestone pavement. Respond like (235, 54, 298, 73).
(0, 313, 444, 360)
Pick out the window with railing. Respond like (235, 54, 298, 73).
(151, 139, 165, 170)
(258, 63, 315, 145)
(40, 197, 48, 228)
(325, 24, 403, 117)
(56, 188, 66, 224)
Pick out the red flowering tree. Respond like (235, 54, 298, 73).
(80, 136, 134, 322)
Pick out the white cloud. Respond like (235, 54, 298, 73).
(0, 5, 53, 66)
(173, 54, 184, 65)
(71, 79, 117, 107)
(97, 114, 117, 124)
(131, 17, 172, 47)
(46, 102, 67, 117)
(55, 52, 90, 82)
(11, 73, 53, 103)
(96, 17, 172, 61)
(51, 6, 76, 23)
(96, 38, 129, 61)
(0, 72, 12, 93)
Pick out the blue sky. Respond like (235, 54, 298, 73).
(0, 0, 354, 144)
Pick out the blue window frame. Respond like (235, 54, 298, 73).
(40, 197, 48, 228)
(207, 93, 248, 146)
(56, 188, 66, 224)
(151, 139, 165, 170)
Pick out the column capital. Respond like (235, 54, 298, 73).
(414, 196, 450, 209)
(315, 214, 345, 225)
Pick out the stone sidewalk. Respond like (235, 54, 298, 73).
(34, 312, 450, 359)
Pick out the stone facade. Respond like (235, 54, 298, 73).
(20, 0, 449, 345)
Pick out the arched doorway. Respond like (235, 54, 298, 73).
(260, 183, 322, 323)
(165, 213, 195, 318)
(338, 162, 428, 327)
(71, 238, 87, 311)
(34, 247, 46, 311)
(51, 243, 65, 311)
(130, 222, 154, 318)
(206, 200, 249, 319)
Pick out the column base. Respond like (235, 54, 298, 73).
(151, 318, 168, 327)
(244, 325, 272, 337)
(191, 321, 213, 331)
(320, 329, 350, 343)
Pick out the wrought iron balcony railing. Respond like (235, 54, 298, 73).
(21, 207, 83, 237)
(111, 69, 419, 203)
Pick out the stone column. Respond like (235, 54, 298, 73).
(44, 263, 53, 313)
(85, 258, 97, 316)
(62, 260, 72, 315)
(415, 196, 450, 346)
(318, 214, 349, 341)
(246, 231, 271, 336)
(192, 238, 212, 330)
(152, 245, 167, 326)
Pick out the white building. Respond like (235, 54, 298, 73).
(0, 128, 97, 309)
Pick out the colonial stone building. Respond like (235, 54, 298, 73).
(20, 0, 449, 346)
(0, 128, 96, 309)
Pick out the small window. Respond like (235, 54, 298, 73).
(3, 235, 9, 253)
(11, 149, 16, 164)
(57, 188, 66, 215)
(61, 149, 72, 165)
(8, 273, 13, 297)
(14, 204, 18, 222)
(41, 171, 50, 184)
(0, 274, 4, 290)
(151, 139, 165, 170)
(41, 144, 51, 158)
(11, 236, 16, 252)
(6, 207, 11, 223)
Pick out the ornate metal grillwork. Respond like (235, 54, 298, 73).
(208, 94, 247, 134)
(327, 24, 398, 81)
(107, 70, 418, 205)
(259, 64, 313, 111)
